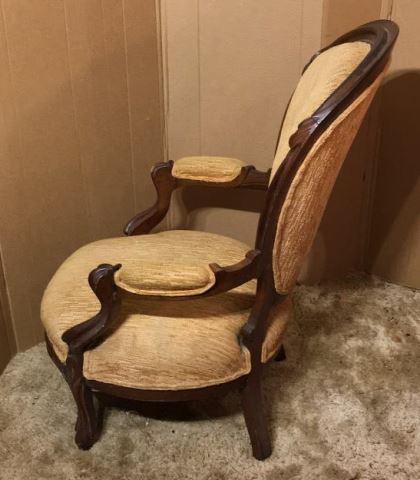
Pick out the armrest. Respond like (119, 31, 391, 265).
(62, 264, 122, 354)
(172, 156, 270, 189)
(115, 249, 263, 300)
(124, 158, 270, 236)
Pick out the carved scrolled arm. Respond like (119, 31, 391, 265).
(62, 263, 122, 355)
(124, 159, 270, 236)
(124, 161, 177, 236)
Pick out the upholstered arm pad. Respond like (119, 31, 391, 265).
(172, 156, 246, 183)
(104, 231, 262, 299)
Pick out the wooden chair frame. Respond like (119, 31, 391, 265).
(45, 20, 398, 460)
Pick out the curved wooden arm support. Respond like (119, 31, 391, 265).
(124, 161, 270, 236)
(62, 263, 122, 355)
(207, 249, 263, 296)
(59, 263, 122, 450)
(124, 161, 177, 236)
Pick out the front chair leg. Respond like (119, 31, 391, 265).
(241, 372, 272, 460)
(66, 353, 102, 450)
(61, 263, 121, 449)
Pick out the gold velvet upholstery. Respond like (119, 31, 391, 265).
(273, 76, 383, 293)
(270, 41, 382, 294)
(271, 41, 371, 181)
(42, 230, 292, 390)
(172, 156, 246, 182)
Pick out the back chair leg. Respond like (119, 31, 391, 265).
(241, 373, 272, 460)
(274, 344, 286, 362)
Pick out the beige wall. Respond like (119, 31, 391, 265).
(0, 0, 164, 352)
(366, 0, 420, 288)
(162, 0, 323, 246)
(0, 287, 14, 373)
(322, 0, 383, 46)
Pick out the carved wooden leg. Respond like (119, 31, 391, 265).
(274, 344, 286, 362)
(241, 373, 271, 460)
(66, 353, 102, 450)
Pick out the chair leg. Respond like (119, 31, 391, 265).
(241, 373, 272, 460)
(274, 344, 286, 362)
(66, 355, 102, 450)
(72, 380, 102, 450)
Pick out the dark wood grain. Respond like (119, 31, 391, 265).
(124, 161, 177, 236)
(60, 264, 121, 449)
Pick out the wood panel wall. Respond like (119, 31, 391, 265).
(0, 0, 164, 353)
(366, 0, 420, 288)
(162, 0, 323, 246)
(161, 0, 387, 285)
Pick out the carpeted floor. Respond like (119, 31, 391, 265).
(0, 275, 419, 480)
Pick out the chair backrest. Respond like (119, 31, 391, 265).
(256, 20, 398, 294)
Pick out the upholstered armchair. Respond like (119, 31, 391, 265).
(42, 20, 398, 460)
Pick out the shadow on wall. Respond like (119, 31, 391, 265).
(169, 72, 420, 289)
(367, 70, 420, 288)
(171, 187, 266, 246)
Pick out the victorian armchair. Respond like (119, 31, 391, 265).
(41, 20, 398, 460)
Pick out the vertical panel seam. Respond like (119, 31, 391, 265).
(154, 0, 167, 163)
(154, 0, 171, 231)
(197, 0, 202, 155)
(122, 0, 138, 213)
(62, 0, 93, 239)
(0, 0, 36, 349)
(0, 241, 17, 354)
(298, 0, 305, 75)
(100, 0, 115, 170)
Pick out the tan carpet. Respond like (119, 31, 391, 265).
(0, 275, 419, 480)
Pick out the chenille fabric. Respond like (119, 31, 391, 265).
(271, 41, 371, 181)
(41, 230, 292, 390)
(172, 156, 245, 183)
(272, 74, 384, 294)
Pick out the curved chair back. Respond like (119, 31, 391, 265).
(256, 20, 398, 295)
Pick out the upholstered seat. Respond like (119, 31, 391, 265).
(44, 230, 252, 298)
(172, 156, 246, 182)
(42, 230, 292, 390)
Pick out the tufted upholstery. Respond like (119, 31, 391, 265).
(272, 73, 384, 294)
(42, 230, 292, 390)
(172, 156, 246, 183)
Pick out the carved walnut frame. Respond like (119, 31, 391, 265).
(45, 21, 398, 460)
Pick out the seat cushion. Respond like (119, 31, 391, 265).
(51, 230, 252, 297)
(41, 230, 293, 390)
(172, 156, 245, 182)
